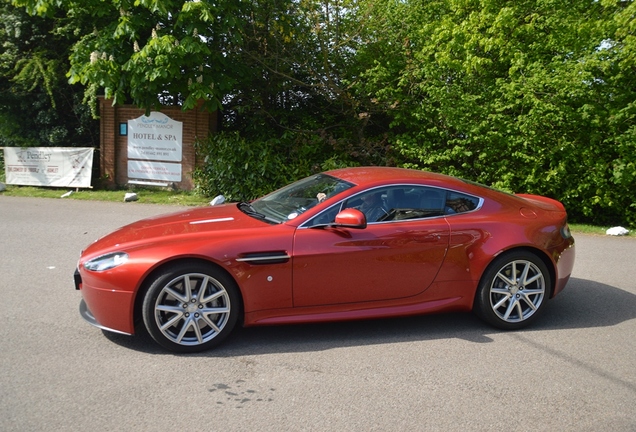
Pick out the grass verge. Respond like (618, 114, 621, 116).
(0, 185, 210, 206)
(569, 223, 632, 236)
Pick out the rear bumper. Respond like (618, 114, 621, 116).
(553, 237, 576, 297)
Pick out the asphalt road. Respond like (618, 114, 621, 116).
(1, 195, 635, 431)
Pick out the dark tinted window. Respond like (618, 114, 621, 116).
(444, 191, 480, 215)
(304, 185, 480, 227)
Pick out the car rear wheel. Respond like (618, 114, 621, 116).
(474, 252, 551, 330)
(142, 263, 240, 353)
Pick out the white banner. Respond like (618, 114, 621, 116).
(128, 112, 182, 162)
(4, 147, 93, 188)
(128, 160, 182, 182)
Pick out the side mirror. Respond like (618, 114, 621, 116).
(333, 208, 367, 229)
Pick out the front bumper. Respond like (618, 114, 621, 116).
(79, 299, 132, 336)
(74, 267, 136, 335)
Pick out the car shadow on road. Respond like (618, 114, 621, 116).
(102, 277, 636, 356)
(531, 277, 636, 330)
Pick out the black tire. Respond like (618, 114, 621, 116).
(474, 251, 551, 330)
(142, 262, 240, 353)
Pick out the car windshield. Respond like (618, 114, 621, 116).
(249, 174, 355, 223)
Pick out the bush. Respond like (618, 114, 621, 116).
(193, 132, 292, 201)
(193, 130, 366, 201)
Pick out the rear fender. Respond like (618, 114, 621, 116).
(516, 194, 566, 213)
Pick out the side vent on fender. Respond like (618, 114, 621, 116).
(236, 251, 290, 265)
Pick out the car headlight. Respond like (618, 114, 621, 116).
(84, 252, 129, 272)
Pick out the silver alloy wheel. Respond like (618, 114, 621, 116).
(488, 259, 546, 323)
(153, 272, 231, 346)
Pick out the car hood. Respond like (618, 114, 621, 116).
(83, 203, 270, 255)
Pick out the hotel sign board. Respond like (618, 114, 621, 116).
(127, 112, 183, 182)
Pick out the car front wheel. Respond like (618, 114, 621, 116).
(474, 252, 551, 330)
(142, 263, 240, 353)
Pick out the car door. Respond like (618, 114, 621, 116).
(291, 185, 451, 307)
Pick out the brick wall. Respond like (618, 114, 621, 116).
(98, 97, 217, 190)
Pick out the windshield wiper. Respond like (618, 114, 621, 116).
(238, 202, 279, 224)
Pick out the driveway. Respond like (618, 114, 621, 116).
(1, 196, 634, 431)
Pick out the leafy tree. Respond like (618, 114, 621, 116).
(12, 0, 247, 112)
(350, 0, 635, 225)
(596, 0, 636, 225)
(0, 0, 98, 147)
(8, 0, 635, 224)
(12, 0, 391, 164)
(223, 0, 391, 167)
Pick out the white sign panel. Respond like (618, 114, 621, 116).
(128, 112, 182, 162)
(128, 160, 182, 182)
(4, 147, 93, 188)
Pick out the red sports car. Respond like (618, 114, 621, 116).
(74, 167, 575, 352)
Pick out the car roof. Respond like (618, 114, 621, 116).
(325, 166, 528, 207)
(326, 166, 469, 189)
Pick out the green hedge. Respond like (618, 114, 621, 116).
(193, 131, 357, 202)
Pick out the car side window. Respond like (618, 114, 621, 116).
(303, 185, 480, 227)
(306, 203, 343, 226)
(379, 186, 479, 220)
(381, 186, 446, 221)
(343, 188, 391, 222)
(444, 191, 479, 215)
